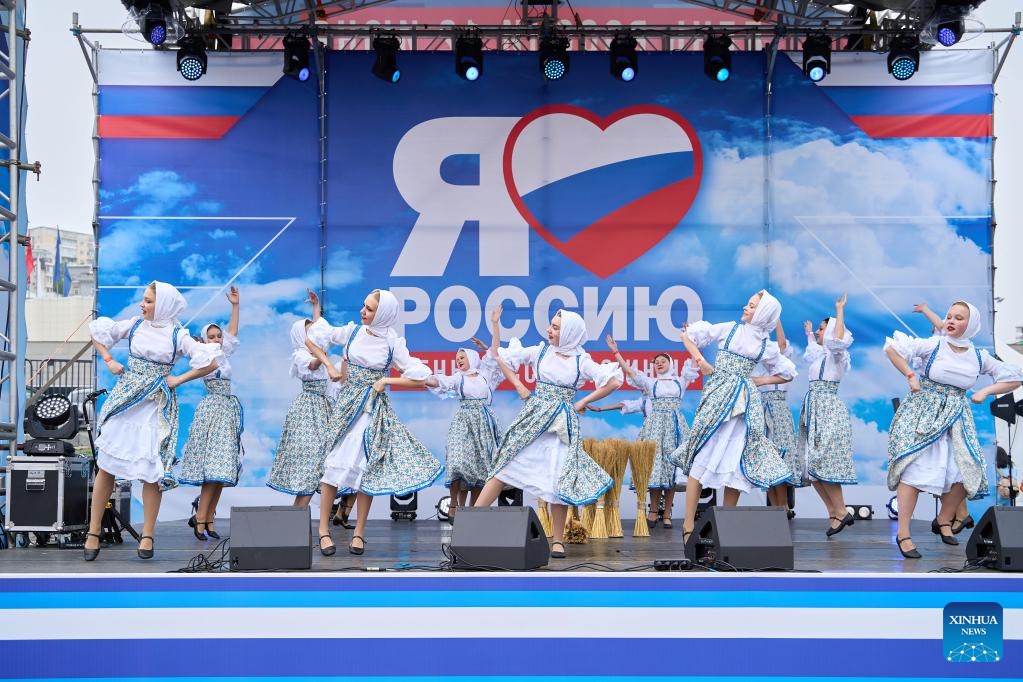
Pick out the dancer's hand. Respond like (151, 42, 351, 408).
(912, 302, 930, 314)
(372, 378, 388, 393)
(804, 320, 813, 334)
(574, 398, 589, 414)
(587, 405, 603, 412)
(327, 365, 343, 382)
(305, 288, 319, 306)
(835, 292, 847, 310)
(226, 285, 239, 305)
(970, 388, 988, 404)
(906, 371, 921, 392)
(695, 357, 713, 375)
(104, 358, 124, 375)
(606, 335, 618, 353)
(166, 374, 182, 389)
(490, 303, 503, 325)
(469, 337, 488, 351)
(516, 386, 531, 401)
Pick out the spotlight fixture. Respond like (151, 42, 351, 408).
(23, 393, 79, 455)
(389, 491, 418, 520)
(436, 495, 452, 521)
(703, 35, 733, 83)
(886, 495, 899, 520)
(123, 1, 170, 46)
(990, 393, 1019, 424)
(176, 34, 208, 82)
(371, 34, 401, 83)
(936, 18, 965, 46)
(887, 35, 920, 81)
(539, 33, 570, 81)
(609, 34, 638, 82)
(454, 32, 483, 82)
(282, 33, 311, 82)
(846, 504, 874, 520)
(802, 34, 831, 83)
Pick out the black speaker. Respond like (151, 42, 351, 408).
(449, 506, 549, 570)
(966, 506, 1023, 571)
(229, 505, 311, 571)
(684, 506, 793, 570)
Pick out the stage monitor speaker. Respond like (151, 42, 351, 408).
(966, 506, 1023, 571)
(684, 506, 793, 570)
(229, 505, 311, 571)
(449, 506, 549, 570)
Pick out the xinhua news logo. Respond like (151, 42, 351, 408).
(943, 602, 1002, 662)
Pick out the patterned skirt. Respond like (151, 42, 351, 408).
(320, 364, 443, 496)
(267, 380, 332, 496)
(762, 390, 803, 486)
(887, 378, 987, 499)
(638, 397, 688, 490)
(445, 398, 500, 489)
(670, 351, 791, 490)
(178, 378, 244, 487)
(96, 355, 177, 490)
(798, 381, 857, 485)
(489, 381, 612, 506)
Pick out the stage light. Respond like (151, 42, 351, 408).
(372, 34, 401, 83)
(176, 34, 207, 82)
(802, 34, 831, 82)
(936, 18, 965, 46)
(703, 35, 733, 83)
(609, 34, 638, 82)
(123, 1, 170, 46)
(539, 33, 570, 81)
(887, 36, 920, 81)
(283, 33, 311, 82)
(390, 491, 418, 520)
(886, 495, 899, 520)
(990, 393, 1018, 425)
(455, 32, 483, 82)
(436, 495, 452, 520)
(498, 487, 524, 506)
(23, 394, 79, 455)
(846, 504, 874, 520)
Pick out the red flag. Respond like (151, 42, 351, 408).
(25, 237, 34, 283)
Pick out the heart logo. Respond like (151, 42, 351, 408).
(504, 105, 703, 279)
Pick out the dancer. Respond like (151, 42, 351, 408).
(307, 289, 442, 556)
(266, 290, 339, 506)
(473, 309, 623, 559)
(673, 290, 796, 546)
(179, 285, 243, 541)
(885, 300, 1022, 558)
(606, 338, 698, 529)
(799, 294, 858, 537)
(84, 281, 222, 561)
(424, 306, 507, 516)
(756, 321, 800, 517)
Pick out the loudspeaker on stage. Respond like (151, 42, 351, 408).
(966, 506, 1023, 571)
(684, 506, 793, 570)
(229, 505, 312, 571)
(449, 506, 549, 570)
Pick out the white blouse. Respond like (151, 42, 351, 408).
(430, 355, 505, 403)
(289, 348, 330, 382)
(626, 361, 699, 398)
(620, 396, 650, 416)
(209, 331, 239, 379)
(756, 343, 795, 392)
(308, 319, 431, 381)
(803, 332, 853, 383)
(686, 321, 797, 381)
(90, 316, 220, 370)
(884, 331, 1023, 390)
(501, 340, 622, 390)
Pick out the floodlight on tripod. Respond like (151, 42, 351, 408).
(23, 394, 79, 456)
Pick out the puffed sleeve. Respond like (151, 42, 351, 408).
(824, 330, 853, 371)
(220, 331, 240, 357)
(680, 358, 700, 386)
(89, 316, 137, 348)
(478, 353, 506, 391)
(289, 349, 319, 380)
(803, 340, 826, 364)
(620, 397, 646, 415)
(883, 331, 935, 363)
(392, 336, 431, 381)
(307, 318, 355, 350)
(497, 338, 542, 372)
(980, 350, 1023, 384)
(625, 371, 655, 395)
(580, 354, 623, 389)
(176, 329, 224, 370)
(760, 341, 797, 381)
(427, 372, 460, 399)
(685, 321, 733, 349)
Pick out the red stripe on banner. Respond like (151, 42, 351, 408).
(851, 114, 992, 138)
(98, 115, 241, 139)
(389, 350, 702, 391)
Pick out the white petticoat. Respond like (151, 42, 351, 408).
(899, 432, 962, 496)
(493, 432, 568, 505)
(688, 415, 753, 494)
(95, 397, 164, 484)
(321, 412, 370, 490)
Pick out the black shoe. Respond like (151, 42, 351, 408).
(936, 522, 959, 546)
(952, 515, 975, 535)
(930, 518, 942, 535)
(826, 512, 854, 537)
(897, 536, 921, 559)
(646, 514, 658, 529)
(786, 509, 796, 520)
(319, 534, 336, 556)
(137, 535, 154, 560)
(192, 518, 208, 542)
(83, 532, 101, 562)
(205, 525, 221, 541)
(550, 541, 566, 559)
(349, 535, 365, 556)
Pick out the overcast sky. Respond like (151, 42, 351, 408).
(21, 0, 1023, 341)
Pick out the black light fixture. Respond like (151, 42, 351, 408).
(123, 1, 170, 46)
(887, 35, 920, 81)
(498, 487, 524, 506)
(846, 504, 874, 520)
(176, 34, 208, 81)
(539, 32, 570, 81)
(886, 495, 899, 520)
(283, 33, 311, 82)
(703, 35, 733, 83)
(936, 17, 965, 46)
(609, 34, 638, 82)
(802, 34, 831, 82)
(454, 31, 483, 82)
(436, 495, 452, 521)
(990, 394, 1019, 424)
(23, 394, 79, 456)
(372, 34, 401, 84)
(390, 491, 418, 520)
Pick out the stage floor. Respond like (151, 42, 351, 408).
(0, 516, 995, 574)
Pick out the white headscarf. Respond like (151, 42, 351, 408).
(749, 289, 782, 336)
(368, 289, 399, 338)
(150, 281, 187, 328)
(553, 309, 587, 356)
(456, 348, 482, 375)
(946, 300, 982, 349)
(654, 353, 678, 378)
(200, 323, 221, 343)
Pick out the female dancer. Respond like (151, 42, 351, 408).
(424, 307, 507, 516)
(673, 290, 796, 545)
(757, 321, 800, 517)
(799, 294, 858, 537)
(606, 338, 698, 529)
(885, 300, 1022, 558)
(179, 286, 242, 541)
(473, 309, 623, 559)
(266, 290, 339, 505)
(85, 281, 222, 561)
(307, 289, 442, 556)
